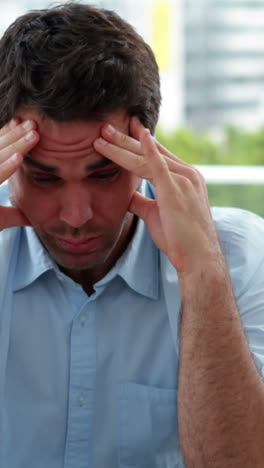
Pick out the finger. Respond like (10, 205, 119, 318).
(129, 115, 144, 141)
(162, 155, 206, 190)
(129, 190, 155, 219)
(100, 121, 182, 175)
(0, 129, 39, 165)
(101, 122, 142, 156)
(0, 205, 31, 229)
(0, 118, 21, 138)
(130, 116, 191, 170)
(142, 130, 206, 189)
(163, 155, 185, 173)
(0, 120, 37, 151)
(140, 129, 172, 186)
(103, 117, 192, 174)
(154, 139, 191, 167)
(97, 124, 204, 189)
(0, 153, 23, 184)
(94, 137, 149, 179)
(94, 131, 198, 186)
(129, 114, 190, 167)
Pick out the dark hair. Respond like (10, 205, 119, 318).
(0, 2, 161, 132)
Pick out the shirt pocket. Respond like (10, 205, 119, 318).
(118, 382, 185, 468)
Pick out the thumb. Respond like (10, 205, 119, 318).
(128, 191, 155, 221)
(0, 206, 32, 230)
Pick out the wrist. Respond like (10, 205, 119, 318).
(178, 253, 230, 296)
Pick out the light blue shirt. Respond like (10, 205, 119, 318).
(0, 181, 264, 468)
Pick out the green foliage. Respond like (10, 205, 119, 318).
(220, 126, 264, 165)
(155, 125, 264, 216)
(208, 185, 264, 217)
(155, 125, 264, 165)
(156, 127, 219, 164)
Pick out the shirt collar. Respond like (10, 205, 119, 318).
(13, 227, 55, 292)
(117, 216, 159, 299)
(92, 214, 160, 300)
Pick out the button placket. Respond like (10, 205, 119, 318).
(64, 302, 96, 468)
(79, 314, 87, 327)
(77, 394, 85, 407)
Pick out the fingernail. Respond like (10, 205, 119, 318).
(24, 130, 36, 142)
(10, 153, 21, 164)
(106, 124, 116, 135)
(97, 137, 108, 146)
(22, 120, 32, 130)
(8, 119, 18, 129)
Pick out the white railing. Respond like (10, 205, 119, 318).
(195, 165, 264, 185)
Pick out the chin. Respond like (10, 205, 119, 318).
(45, 245, 113, 272)
(58, 258, 107, 271)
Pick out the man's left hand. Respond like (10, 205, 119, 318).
(94, 117, 222, 275)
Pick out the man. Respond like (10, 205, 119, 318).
(0, 3, 264, 467)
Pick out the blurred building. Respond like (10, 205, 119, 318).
(184, 0, 264, 131)
(101, 0, 264, 132)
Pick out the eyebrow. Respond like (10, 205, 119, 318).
(24, 155, 57, 173)
(23, 154, 113, 173)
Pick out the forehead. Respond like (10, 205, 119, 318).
(15, 108, 129, 160)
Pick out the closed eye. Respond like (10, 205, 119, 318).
(29, 169, 120, 184)
(90, 169, 120, 180)
(30, 174, 61, 184)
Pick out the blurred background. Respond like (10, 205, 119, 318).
(1, 0, 264, 215)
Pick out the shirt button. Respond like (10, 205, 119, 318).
(77, 394, 85, 407)
(79, 314, 87, 326)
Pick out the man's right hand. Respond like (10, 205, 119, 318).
(0, 118, 39, 230)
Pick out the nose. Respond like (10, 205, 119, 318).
(59, 186, 94, 228)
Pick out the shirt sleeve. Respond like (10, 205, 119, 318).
(238, 258, 264, 377)
(212, 207, 264, 377)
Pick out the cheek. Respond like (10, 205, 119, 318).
(104, 175, 139, 213)
(8, 174, 26, 209)
(119, 173, 140, 199)
(8, 174, 53, 224)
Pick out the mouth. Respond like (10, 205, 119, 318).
(55, 236, 102, 254)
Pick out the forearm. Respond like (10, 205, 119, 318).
(178, 258, 264, 468)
